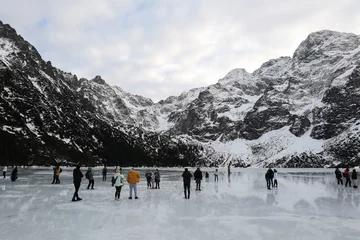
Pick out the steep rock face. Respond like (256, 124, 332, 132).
(151, 30, 360, 167)
(0, 21, 204, 167)
(1, 20, 360, 167)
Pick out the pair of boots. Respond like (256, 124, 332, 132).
(72, 193, 82, 202)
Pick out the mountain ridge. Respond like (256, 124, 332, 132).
(1, 20, 360, 167)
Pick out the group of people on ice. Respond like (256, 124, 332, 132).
(8, 164, 360, 202)
(69, 166, 223, 201)
(335, 167, 358, 188)
(71, 166, 141, 201)
(265, 168, 278, 190)
(145, 169, 161, 189)
(51, 166, 62, 184)
(2, 166, 17, 182)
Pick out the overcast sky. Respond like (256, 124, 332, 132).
(1, 0, 359, 101)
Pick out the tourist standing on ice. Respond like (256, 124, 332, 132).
(214, 169, 219, 182)
(182, 168, 192, 199)
(51, 166, 57, 184)
(55, 166, 62, 184)
(86, 167, 95, 189)
(344, 168, 351, 187)
(126, 168, 140, 199)
(194, 168, 203, 191)
(351, 169, 358, 188)
(265, 168, 274, 190)
(228, 164, 231, 177)
(102, 166, 108, 182)
(335, 167, 343, 185)
(150, 170, 155, 189)
(145, 170, 152, 188)
(113, 168, 124, 200)
(154, 169, 160, 189)
(273, 169, 278, 188)
(3, 166, 7, 178)
(72, 165, 83, 201)
(11, 166, 18, 182)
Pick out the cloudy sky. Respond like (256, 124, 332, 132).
(1, 0, 360, 101)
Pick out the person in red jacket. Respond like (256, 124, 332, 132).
(344, 168, 351, 187)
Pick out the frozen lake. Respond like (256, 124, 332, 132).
(1, 167, 360, 240)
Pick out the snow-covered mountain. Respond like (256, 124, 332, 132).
(1, 20, 359, 167)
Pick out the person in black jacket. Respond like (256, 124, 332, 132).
(194, 168, 203, 191)
(182, 168, 192, 199)
(145, 171, 152, 189)
(11, 166, 18, 182)
(72, 165, 84, 201)
(352, 169, 358, 188)
(265, 168, 274, 190)
(51, 166, 57, 184)
(334, 168, 343, 185)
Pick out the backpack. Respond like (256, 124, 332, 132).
(111, 176, 118, 186)
(343, 172, 347, 178)
(85, 171, 90, 179)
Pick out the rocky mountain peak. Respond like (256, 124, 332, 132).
(91, 75, 107, 85)
(293, 30, 360, 62)
(218, 68, 251, 84)
(0, 21, 19, 39)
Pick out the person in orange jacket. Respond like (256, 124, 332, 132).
(126, 168, 140, 199)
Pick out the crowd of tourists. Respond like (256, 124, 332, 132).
(2, 165, 359, 201)
(335, 167, 358, 188)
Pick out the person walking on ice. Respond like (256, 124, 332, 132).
(127, 168, 140, 199)
(335, 167, 343, 185)
(145, 170, 152, 188)
(102, 166, 108, 182)
(113, 168, 124, 200)
(214, 169, 219, 182)
(344, 168, 351, 187)
(182, 168, 192, 199)
(3, 166, 7, 178)
(194, 168, 203, 191)
(352, 169, 358, 188)
(151, 170, 155, 189)
(265, 168, 274, 190)
(154, 169, 160, 189)
(86, 167, 95, 189)
(273, 169, 278, 188)
(11, 166, 18, 182)
(72, 165, 83, 201)
(55, 166, 62, 184)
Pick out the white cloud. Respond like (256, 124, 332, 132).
(1, 0, 360, 101)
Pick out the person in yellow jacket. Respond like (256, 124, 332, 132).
(127, 168, 140, 199)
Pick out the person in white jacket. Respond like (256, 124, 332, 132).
(273, 169, 278, 188)
(3, 166, 7, 178)
(113, 169, 124, 200)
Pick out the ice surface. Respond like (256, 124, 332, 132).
(1, 168, 360, 240)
